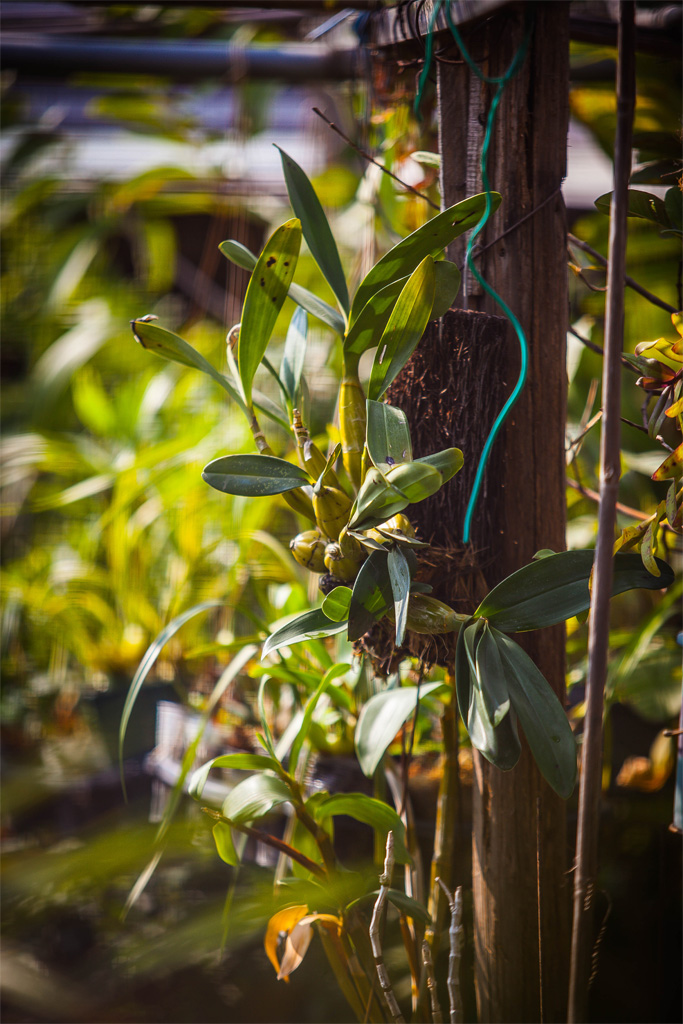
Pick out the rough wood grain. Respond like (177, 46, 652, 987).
(436, 5, 571, 1022)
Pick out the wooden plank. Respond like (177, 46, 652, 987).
(436, 4, 571, 1021)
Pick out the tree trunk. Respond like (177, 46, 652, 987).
(437, 4, 571, 1021)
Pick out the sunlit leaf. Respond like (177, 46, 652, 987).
(222, 772, 292, 825)
(219, 238, 344, 334)
(281, 306, 308, 409)
(366, 400, 412, 471)
(290, 663, 349, 773)
(276, 146, 350, 316)
(321, 586, 353, 622)
(131, 319, 248, 414)
(414, 447, 464, 483)
(213, 822, 239, 866)
(355, 682, 448, 777)
(189, 752, 281, 801)
(474, 550, 675, 633)
(350, 192, 500, 322)
(238, 219, 301, 406)
(265, 905, 309, 978)
(262, 608, 348, 659)
(367, 256, 435, 402)
(385, 461, 443, 502)
(347, 468, 408, 532)
(651, 441, 683, 482)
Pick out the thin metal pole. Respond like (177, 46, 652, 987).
(567, 5, 636, 1021)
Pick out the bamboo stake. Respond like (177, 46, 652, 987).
(567, 6, 636, 1021)
(370, 832, 405, 1024)
(437, 879, 464, 1024)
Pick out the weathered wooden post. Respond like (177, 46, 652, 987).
(434, 4, 571, 1021)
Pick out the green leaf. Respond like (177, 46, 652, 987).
(290, 663, 349, 774)
(387, 546, 412, 647)
(474, 622, 510, 727)
(414, 447, 463, 483)
(350, 192, 500, 322)
(276, 146, 350, 316)
(222, 772, 293, 825)
(201, 454, 310, 497)
(475, 550, 675, 633)
(367, 256, 435, 402)
(131, 319, 248, 415)
(312, 793, 411, 864)
(595, 189, 671, 228)
(491, 629, 577, 799)
(213, 822, 239, 866)
(189, 752, 281, 801)
(343, 260, 460, 356)
(347, 467, 409, 532)
(355, 682, 448, 777)
(348, 549, 393, 641)
(238, 219, 301, 406)
(262, 608, 348, 659)
(281, 306, 308, 408)
(665, 186, 682, 231)
(366, 400, 412, 471)
(455, 621, 521, 771)
(321, 586, 353, 622)
(119, 600, 222, 795)
(348, 888, 432, 925)
(219, 238, 345, 334)
(385, 461, 443, 502)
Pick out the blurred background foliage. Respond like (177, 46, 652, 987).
(0, 3, 681, 1022)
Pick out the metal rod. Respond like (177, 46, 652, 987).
(567, 5, 636, 1021)
(2, 35, 358, 82)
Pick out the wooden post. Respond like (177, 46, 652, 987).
(436, 4, 571, 1021)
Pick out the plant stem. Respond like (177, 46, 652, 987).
(437, 879, 464, 1024)
(370, 832, 405, 1023)
(567, 6, 636, 1020)
(201, 808, 326, 878)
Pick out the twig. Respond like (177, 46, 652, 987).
(201, 808, 326, 879)
(437, 879, 464, 1024)
(568, 325, 638, 373)
(370, 832, 405, 1023)
(568, 232, 677, 315)
(422, 940, 443, 1023)
(313, 107, 440, 210)
(566, 476, 650, 521)
(568, 7, 636, 1020)
(473, 187, 563, 258)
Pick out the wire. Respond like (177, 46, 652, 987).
(416, 0, 534, 544)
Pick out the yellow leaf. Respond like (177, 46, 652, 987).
(264, 905, 308, 980)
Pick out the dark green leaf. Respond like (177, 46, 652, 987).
(312, 793, 411, 864)
(387, 546, 412, 646)
(219, 238, 345, 334)
(348, 888, 432, 925)
(222, 772, 292, 824)
(348, 549, 393, 641)
(366, 400, 412, 471)
(238, 219, 301, 406)
(475, 622, 510, 726)
(131, 319, 248, 414)
(202, 454, 310, 497)
(414, 447, 463, 483)
(350, 192, 500, 322)
(475, 550, 675, 633)
(355, 682, 448, 777)
(491, 628, 577, 799)
(280, 306, 308, 408)
(665, 186, 683, 231)
(367, 256, 435, 402)
(262, 608, 348, 659)
(276, 146, 350, 316)
(595, 189, 671, 228)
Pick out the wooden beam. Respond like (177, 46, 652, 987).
(436, 4, 571, 1021)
